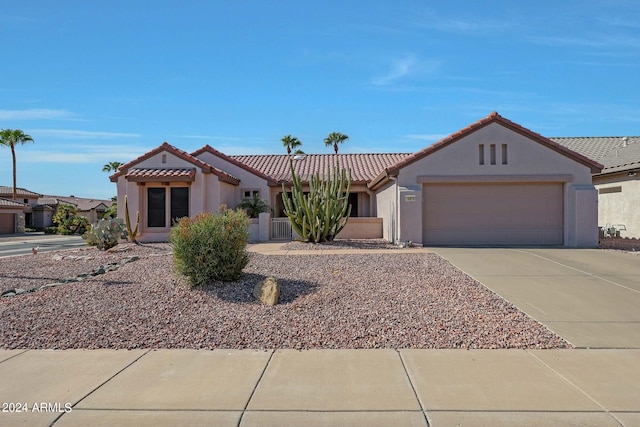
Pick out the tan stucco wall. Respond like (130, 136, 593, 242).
(375, 181, 398, 242)
(339, 217, 383, 239)
(389, 122, 598, 247)
(195, 151, 271, 210)
(594, 173, 640, 238)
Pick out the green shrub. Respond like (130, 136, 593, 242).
(82, 218, 127, 250)
(170, 209, 251, 285)
(43, 226, 57, 234)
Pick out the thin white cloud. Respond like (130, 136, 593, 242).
(371, 55, 440, 86)
(31, 129, 141, 139)
(0, 108, 74, 120)
(20, 144, 152, 164)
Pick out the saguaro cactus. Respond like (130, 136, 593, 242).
(281, 159, 352, 243)
(124, 195, 140, 244)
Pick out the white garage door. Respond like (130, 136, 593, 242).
(0, 213, 14, 234)
(423, 183, 563, 246)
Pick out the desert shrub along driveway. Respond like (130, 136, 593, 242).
(0, 245, 569, 350)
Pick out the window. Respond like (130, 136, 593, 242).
(490, 144, 496, 165)
(348, 192, 358, 217)
(502, 144, 508, 164)
(479, 144, 485, 165)
(147, 188, 166, 227)
(243, 189, 260, 199)
(171, 187, 189, 223)
(161, 154, 167, 164)
(148, 187, 190, 227)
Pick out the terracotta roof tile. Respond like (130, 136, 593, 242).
(230, 153, 411, 184)
(192, 145, 279, 185)
(126, 168, 197, 182)
(110, 142, 240, 185)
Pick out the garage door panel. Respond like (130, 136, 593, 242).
(0, 213, 14, 234)
(423, 183, 563, 246)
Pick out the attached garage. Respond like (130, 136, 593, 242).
(372, 112, 604, 248)
(0, 213, 14, 234)
(422, 182, 563, 246)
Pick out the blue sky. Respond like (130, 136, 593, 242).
(1, 1, 639, 199)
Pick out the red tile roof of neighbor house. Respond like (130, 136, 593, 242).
(230, 153, 411, 184)
(109, 142, 240, 185)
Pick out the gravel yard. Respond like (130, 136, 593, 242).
(0, 243, 571, 350)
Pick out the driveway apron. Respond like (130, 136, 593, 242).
(432, 248, 640, 349)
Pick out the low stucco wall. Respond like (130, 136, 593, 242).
(337, 217, 383, 239)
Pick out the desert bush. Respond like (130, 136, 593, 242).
(53, 203, 89, 235)
(82, 218, 127, 250)
(170, 209, 251, 285)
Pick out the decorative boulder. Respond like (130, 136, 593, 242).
(254, 276, 280, 306)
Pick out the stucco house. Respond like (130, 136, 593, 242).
(553, 136, 640, 238)
(0, 186, 114, 232)
(110, 112, 602, 247)
(0, 186, 41, 233)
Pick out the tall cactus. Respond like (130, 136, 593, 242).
(281, 158, 352, 243)
(124, 195, 140, 244)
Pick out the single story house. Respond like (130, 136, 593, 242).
(37, 195, 113, 225)
(553, 136, 640, 238)
(111, 112, 602, 247)
(0, 186, 114, 232)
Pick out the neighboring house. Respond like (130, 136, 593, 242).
(0, 186, 114, 232)
(37, 195, 114, 225)
(0, 186, 42, 230)
(111, 112, 602, 247)
(553, 137, 640, 238)
(0, 198, 27, 234)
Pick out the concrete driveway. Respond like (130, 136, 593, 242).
(432, 248, 640, 349)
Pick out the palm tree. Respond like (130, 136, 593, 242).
(324, 132, 349, 154)
(0, 129, 34, 200)
(281, 135, 302, 155)
(102, 161, 123, 173)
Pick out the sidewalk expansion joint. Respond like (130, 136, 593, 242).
(237, 349, 275, 427)
(525, 350, 625, 427)
(397, 350, 431, 427)
(0, 349, 29, 364)
(49, 349, 152, 426)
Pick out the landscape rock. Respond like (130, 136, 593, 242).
(253, 276, 280, 306)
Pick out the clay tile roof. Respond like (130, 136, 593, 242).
(552, 136, 640, 175)
(126, 168, 197, 182)
(110, 142, 240, 185)
(0, 186, 42, 197)
(0, 197, 27, 208)
(230, 153, 411, 184)
(192, 145, 279, 185)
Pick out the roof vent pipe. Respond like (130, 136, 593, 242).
(622, 137, 628, 147)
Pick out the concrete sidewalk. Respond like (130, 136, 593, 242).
(1, 348, 638, 426)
